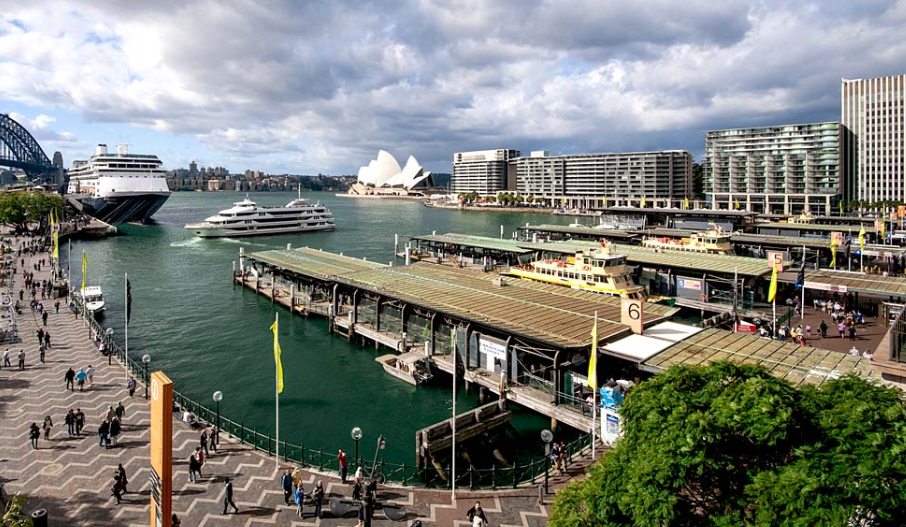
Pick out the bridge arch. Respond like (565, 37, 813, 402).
(0, 113, 56, 179)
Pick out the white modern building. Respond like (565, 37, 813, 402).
(703, 122, 842, 214)
(842, 74, 906, 203)
(451, 149, 520, 195)
(512, 150, 692, 208)
(347, 150, 432, 196)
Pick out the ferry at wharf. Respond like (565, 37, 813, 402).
(508, 241, 646, 298)
(185, 191, 335, 238)
(641, 226, 733, 255)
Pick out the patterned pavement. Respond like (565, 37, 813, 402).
(0, 238, 587, 526)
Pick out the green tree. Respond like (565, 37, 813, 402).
(0, 191, 64, 233)
(550, 362, 906, 527)
(1, 494, 34, 526)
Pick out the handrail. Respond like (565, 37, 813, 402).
(72, 293, 593, 489)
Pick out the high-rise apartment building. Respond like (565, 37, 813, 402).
(703, 122, 841, 214)
(512, 150, 691, 208)
(841, 74, 906, 203)
(451, 149, 520, 194)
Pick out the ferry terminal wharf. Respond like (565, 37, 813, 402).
(237, 245, 680, 434)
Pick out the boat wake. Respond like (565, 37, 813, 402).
(170, 238, 204, 248)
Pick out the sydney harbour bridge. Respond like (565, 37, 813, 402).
(0, 113, 65, 189)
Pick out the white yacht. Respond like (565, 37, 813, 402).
(66, 144, 171, 225)
(81, 286, 106, 313)
(185, 192, 335, 238)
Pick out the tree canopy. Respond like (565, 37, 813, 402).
(0, 191, 64, 233)
(550, 362, 906, 527)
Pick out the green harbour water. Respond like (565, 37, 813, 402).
(68, 191, 580, 464)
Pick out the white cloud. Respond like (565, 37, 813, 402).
(1, 0, 905, 173)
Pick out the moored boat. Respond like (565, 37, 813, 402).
(81, 286, 106, 313)
(375, 351, 433, 385)
(641, 226, 732, 254)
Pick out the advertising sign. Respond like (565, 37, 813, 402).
(735, 322, 757, 333)
(676, 278, 702, 290)
(601, 407, 622, 445)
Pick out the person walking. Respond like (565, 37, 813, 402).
(75, 367, 86, 391)
(65, 367, 75, 390)
(819, 320, 828, 338)
(466, 501, 489, 527)
(98, 419, 110, 449)
(105, 405, 116, 422)
(188, 451, 201, 483)
(41, 311, 48, 326)
(222, 477, 239, 515)
(115, 464, 129, 494)
(36, 328, 43, 346)
(849, 325, 857, 341)
(126, 377, 136, 397)
(75, 408, 86, 436)
(195, 447, 205, 476)
(44, 331, 51, 349)
(338, 449, 348, 483)
(312, 481, 324, 519)
(281, 470, 293, 505)
(42, 415, 53, 441)
(200, 430, 209, 457)
(86, 365, 96, 388)
(111, 472, 126, 505)
(209, 426, 218, 454)
(294, 483, 305, 518)
(65, 409, 75, 436)
(115, 402, 126, 423)
(109, 418, 121, 447)
(54, 300, 60, 314)
(29, 423, 40, 449)
(38, 343, 46, 364)
(2, 348, 11, 367)
(17, 349, 25, 370)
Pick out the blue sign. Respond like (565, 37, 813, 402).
(855, 250, 861, 256)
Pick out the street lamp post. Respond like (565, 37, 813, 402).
(541, 429, 553, 495)
(213, 391, 223, 434)
(105, 328, 114, 365)
(351, 426, 363, 471)
(142, 354, 151, 399)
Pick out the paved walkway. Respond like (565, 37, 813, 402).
(0, 237, 588, 526)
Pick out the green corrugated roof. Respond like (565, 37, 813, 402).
(642, 328, 881, 387)
(249, 247, 386, 280)
(410, 233, 533, 254)
(805, 269, 906, 297)
(522, 224, 641, 238)
(754, 222, 871, 233)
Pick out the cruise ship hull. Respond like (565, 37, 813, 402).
(66, 192, 170, 226)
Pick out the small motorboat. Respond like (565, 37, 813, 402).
(81, 286, 106, 313)
(375, 351, 433, 386)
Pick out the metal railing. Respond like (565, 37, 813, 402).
(73, 293, 594, 489)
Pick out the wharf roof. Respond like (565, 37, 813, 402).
(731, 234, 832, 249)
(804, 269, 906, 297)
(600, 207, 757, 218)
(642, 328, 880, 387)
(519, 224, 641, 239)
(518, 240, 774, 278)
(333, 262, 678, 350)
(754, 222, 870, 233)
(248, 247, 386, 280)
(410, 233, 533, 254)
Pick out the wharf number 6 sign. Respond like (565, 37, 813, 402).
(621, 298, 644, 335)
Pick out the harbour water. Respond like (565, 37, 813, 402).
(69, 192, 579, 464)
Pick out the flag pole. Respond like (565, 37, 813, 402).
(451, 326, 457, 503)
(275, 312, 280, 471)
(591, 311, 598, 460)
(67, 239, 71, 298)
(732, 267, 738, 332)
(801, 246, 806, 320)
(125, 273, 129, 381)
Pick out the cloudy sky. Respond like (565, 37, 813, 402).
(1, 0, 904, 175)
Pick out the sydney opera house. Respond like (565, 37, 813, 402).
(345, 150, 433, 197)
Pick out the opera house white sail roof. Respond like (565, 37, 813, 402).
(356, 150, 431, 190)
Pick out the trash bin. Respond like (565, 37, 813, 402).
(30, 508, 48, 527)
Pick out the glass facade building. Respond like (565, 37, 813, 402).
(703, 122, 841, 214)
(451, 149, 520, 194)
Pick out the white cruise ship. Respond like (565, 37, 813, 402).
(184, 193, 335, 238)
(66, 144, 171, 225)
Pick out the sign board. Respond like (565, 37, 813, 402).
(899, 206, 905, 219)
(621, 298, 644, 334)
(150, 371, 173, 527)
(478, 335, 507, 361)
(601, 406, 622, 445)
(766, 251, 785, 272)
(805, 281, 848, 293)
(676, 278, 702, 291)
(830, 231, 844, 246)
(735, 322, 757, 333)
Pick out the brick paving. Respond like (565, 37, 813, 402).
(0, 236, 591, 526)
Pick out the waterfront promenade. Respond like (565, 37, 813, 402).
(0, 236, 575, 526)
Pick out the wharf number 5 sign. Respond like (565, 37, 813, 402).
(621, 298, 644, 335)
(150, 372, 173, 527)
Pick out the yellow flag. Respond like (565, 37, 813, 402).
(270, 314, 284, 394)
(81, 251, 87, 292)
(767, 261, 779, 303)
(587, 314, 598, 389)
(53, 231, 59, 260)
(640, 197, 646, 208)
(685, 197, 690, 210)
(859, 225, 866, 252)
(830, 238, 838, 269)
(839, 201, 844, 215)
(735, 200, 740, 210)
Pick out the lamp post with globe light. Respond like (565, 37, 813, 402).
(141, 354, 151, 399)
(213, 391, 223, 433)
(351, 427, 363, 471)
(541, 429, 553, 495)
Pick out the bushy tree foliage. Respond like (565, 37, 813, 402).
(550, 362, 906, 527)
(0, 191, 64, 233)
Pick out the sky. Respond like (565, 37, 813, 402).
(1, 0, 905, 175)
